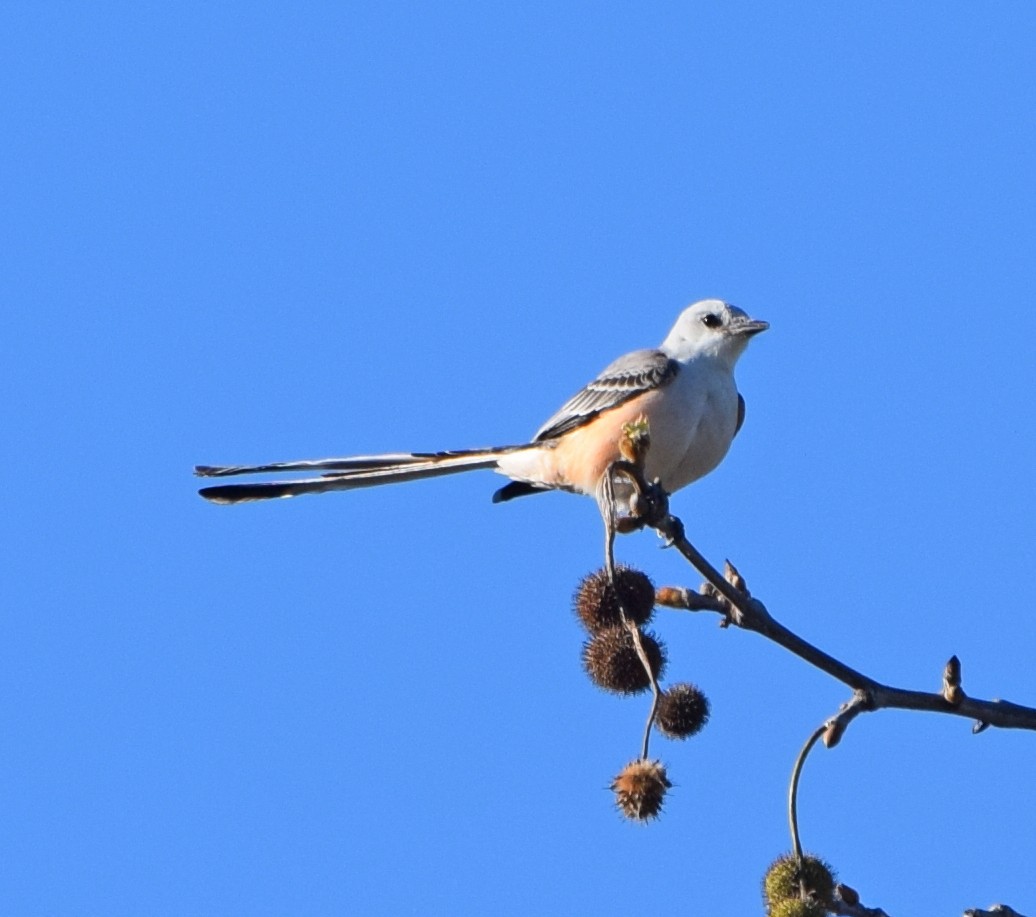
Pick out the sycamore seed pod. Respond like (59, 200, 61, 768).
(573, 565, 656, 633)
(763, 852, 836, 910)
(655, 682, 710, 739)
(611, 758, 670, 821)
(583, 626, 666, 695)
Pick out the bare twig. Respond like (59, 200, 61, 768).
(788, 724, 827, 862)
(597, 450, 1036, 736)
(648, 511, 1036, 735)
(630, 626, 662, 759)
(598, 447, 663, 761)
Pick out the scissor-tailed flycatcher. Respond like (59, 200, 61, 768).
(196, 299, 767, 506)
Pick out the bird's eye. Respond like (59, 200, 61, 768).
(701, 313, 722, 329)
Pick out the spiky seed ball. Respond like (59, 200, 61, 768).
(763, 853, 836, 909)
(611, 758, 670, 821)
(655, 683, 710, 738)
(768, 899, 828, 917)
(573, 566, 655, 632)
(583, 626, 666, 695)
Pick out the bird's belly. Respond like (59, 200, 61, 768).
(642, 382, 739, 494)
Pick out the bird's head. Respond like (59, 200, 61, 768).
(660, 299, 769, 366)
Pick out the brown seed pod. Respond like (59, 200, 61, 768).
(611, 758, 670, 821)
(763, 852, 836, 909)
(582, 626, 666, 695)
(573, 565, 655, 633)
(655, 683, 710, 739)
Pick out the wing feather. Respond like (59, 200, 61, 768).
(533, 349, 678, 441)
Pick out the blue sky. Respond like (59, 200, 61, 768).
(2, 4, 1035, 915)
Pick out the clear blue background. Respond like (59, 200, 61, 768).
(3, 4, 1034, 915)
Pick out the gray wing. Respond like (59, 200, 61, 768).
(533, 348, 679, 441)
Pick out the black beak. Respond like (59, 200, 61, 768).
(730, 317, 769, 337)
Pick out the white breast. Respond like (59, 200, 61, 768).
(641, 358, 740, 493)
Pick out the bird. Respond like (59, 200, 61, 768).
(195, 299, 768, 507)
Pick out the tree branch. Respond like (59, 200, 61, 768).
(600, 448, 1033, 915)
(651, 511, 1036, 736)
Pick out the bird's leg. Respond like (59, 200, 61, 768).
(602, 460, 671, 535)
(632, 476, 670, 531)
(606, 417, 672, 532)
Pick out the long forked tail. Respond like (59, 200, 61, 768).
(195, 446, 531, 504)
